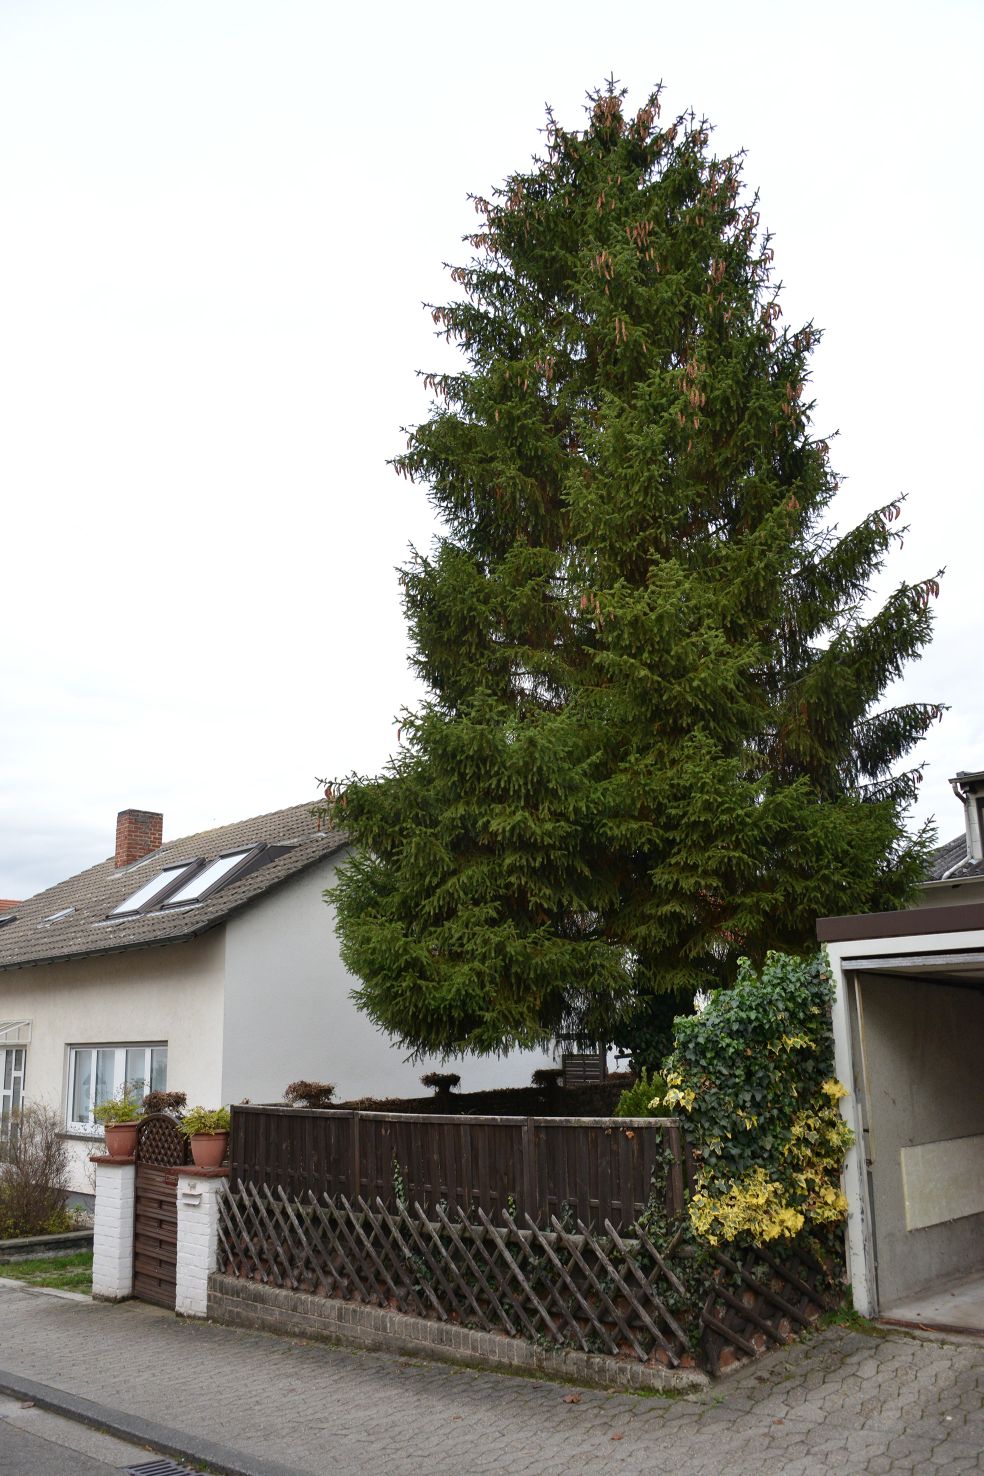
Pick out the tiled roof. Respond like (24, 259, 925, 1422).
(925, 834, 984, 883)
(0, 802, 347, 972)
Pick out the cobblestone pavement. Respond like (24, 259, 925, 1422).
(3, 1281, 984, 1475)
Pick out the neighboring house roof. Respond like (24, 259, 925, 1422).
(0, 803, 347, 972)
(924, 835, 984, 884)
(0, 900, 20, 911)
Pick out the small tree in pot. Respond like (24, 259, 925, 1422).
(284, 1081, 336, 1109)
(93, 1088, 142, 1159)
(179, 1106, 231, 1169)
(420, 1071, 461, 1109)
(142, 1090, 187, 1118)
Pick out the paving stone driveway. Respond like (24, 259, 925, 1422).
(2, 1282, 984, 1474)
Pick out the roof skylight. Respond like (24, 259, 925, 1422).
(161, 850, 254, 906)
(43, 907, 74, 923)
(110, 864, 197, 917)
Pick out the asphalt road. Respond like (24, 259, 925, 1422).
(0, 1391, 172, 1474)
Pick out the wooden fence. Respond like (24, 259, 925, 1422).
(229, 1105, 689, 1229)
(221, 1107, 839, 1376)
(216, 1180, 837, 1375)
(218, 1184, 692, 1366)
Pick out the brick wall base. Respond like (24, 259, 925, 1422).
(207, 1274, 707, 1393)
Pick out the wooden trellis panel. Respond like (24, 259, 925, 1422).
(133, 1114, 190, 1309)
(698, 1242, 837, 1375)
(217, 1181, 692, 1366)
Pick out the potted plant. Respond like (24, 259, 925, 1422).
(179, 1105, 231, 1168)
(420, 1071, 461, 1108)
(93, 1088, 142, 1158)
(142, 1089, 187, 1118)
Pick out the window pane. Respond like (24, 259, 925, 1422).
(164, 852, 251, 905)
(110, 865, 194, 916)
(150, 1047, 167, 1094)
(13, 1049, 23, 1071)
(72, 1051, 93, 1123)
(11, 1077, 20, 1111)
(95, 1049, 116, 1109)
(125, 1048, 148, 1101)
(2, 1052, 10, 1092)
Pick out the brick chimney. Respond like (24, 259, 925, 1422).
(115, 809, 164, 869)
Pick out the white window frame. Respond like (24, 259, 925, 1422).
(65, 1042, 167, 1134)
(1, 1046, 27, 1145)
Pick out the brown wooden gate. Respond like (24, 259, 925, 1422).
(133, 1113, 190, 1307)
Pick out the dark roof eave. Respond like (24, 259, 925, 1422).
(0, 920, 218, 973)
(818, 899, 984, 944)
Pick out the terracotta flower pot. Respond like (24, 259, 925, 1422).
(189, 1131, 229, 1169)
(103, 1121, 138, 1158)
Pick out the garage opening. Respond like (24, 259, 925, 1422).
(843, 948, 984, 1332)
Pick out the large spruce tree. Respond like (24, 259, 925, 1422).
(326, 83, 943, 1060)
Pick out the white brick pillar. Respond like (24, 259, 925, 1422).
(91, 1157, 136, 1301)
(175, 1168, 228, 1318)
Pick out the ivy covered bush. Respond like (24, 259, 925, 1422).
(663, 951, 852, 1245)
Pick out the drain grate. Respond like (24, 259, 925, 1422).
(126, 1460, 199, 1476)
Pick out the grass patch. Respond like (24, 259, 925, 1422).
(0, 1250, 93, 1293)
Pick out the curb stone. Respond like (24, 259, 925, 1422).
(0, 1275, 92, 1302)
(0, 1368, 307, 1476)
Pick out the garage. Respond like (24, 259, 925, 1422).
(821, 902, 984, 1332)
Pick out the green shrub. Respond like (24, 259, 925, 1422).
(179, 1106, 231, 1137)
(664, 951, 853, 1244)
(613, 1070, 667, 1118)
(92, 1088, 141, 1126)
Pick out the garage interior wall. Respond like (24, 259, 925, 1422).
(856, 972, 984, 1309)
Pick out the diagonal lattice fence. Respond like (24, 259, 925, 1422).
(217, 1180, 694, 1366)
(699, 1241, 836, 1374)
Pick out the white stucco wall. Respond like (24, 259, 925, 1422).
(221, 852, 555, 1107)
(1, 933, 225, 1196)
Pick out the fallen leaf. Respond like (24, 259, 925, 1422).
(612, 1433, 624, 1440)
(563, 1393, 582, 1405)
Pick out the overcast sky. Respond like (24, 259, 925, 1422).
(1, 0, 981, 901)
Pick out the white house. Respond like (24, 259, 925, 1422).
(0, 802, 553, 1201)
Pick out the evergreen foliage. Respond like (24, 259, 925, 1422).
(613, 1069, 667, 1119)
(326, 82, 942, 1058)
